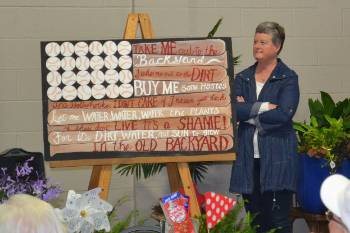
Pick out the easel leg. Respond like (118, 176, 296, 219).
(166, 163, 183, 192)
(138, 13, 154, 38)
(88, 165, 112, 200)
(177, 162, 201, 217)
(123, 13, 139, 39)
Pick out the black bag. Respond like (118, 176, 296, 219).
(0, 148, 45, 179)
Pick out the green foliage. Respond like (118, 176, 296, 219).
(116, 163, 165, 180)
(232, 54, 242, 67)
(295, 116, 349, 171)
(95, 196, 142, 233)
(308, 91, 350, 131)
(207, 18, 242, 67)
(294, 92, 350, 172)
(207, 18, 223, 39)
(197, 201, 277, 233)
(116, 162, 209, 183)
(189, 162, 210, 183)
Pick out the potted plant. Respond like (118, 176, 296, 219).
(294, 115, 349, 172)
(293, 91, 350, 213)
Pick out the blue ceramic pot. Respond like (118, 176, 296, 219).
(337, 159, 350, 177)
(297, 154, 330, 214)
(297, 154, 350, 214)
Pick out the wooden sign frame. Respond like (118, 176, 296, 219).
(48, 13, 236, 217)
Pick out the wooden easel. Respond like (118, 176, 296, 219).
(87, 13, 156, 202)
(50, 13, 236, 217)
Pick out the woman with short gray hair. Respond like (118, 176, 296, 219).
(255, 21, 285, 55)
(230, 22, 299, 233)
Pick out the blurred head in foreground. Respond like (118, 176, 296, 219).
(321, 174, 350, 233)
(0, 194, 66, 233)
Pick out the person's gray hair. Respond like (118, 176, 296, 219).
(255, 21, 285, 54)
(0, 194, 67, 233)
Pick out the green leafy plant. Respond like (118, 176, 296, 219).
(116, 163, 164, 181)
(207, 17, 241, 67)
(116, 162, 210, 183)
(197, 200, 277, 233)
(308, 91, 350, 130)
(207, 18, 223, 39)
(294, 91, 350, 173)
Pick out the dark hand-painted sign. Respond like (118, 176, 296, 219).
(41, 38, 235, 161)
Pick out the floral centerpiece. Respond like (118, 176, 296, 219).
(0, 156, 62, 203)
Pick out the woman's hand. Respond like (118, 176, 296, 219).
(237, 96, 245, 102)
(237, 96, 278, 110)
(268, 103, 278, 110)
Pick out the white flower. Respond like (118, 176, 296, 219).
(58, 188, 113, 233)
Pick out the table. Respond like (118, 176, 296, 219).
(290, 207, 329, 233)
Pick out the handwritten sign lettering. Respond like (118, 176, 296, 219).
(50, 135, 233, 156)
(48, 115, 230, 132)
(132, 39, 225, 56)
(133, 53, 227, 68)
(48, 91, 230, 110)
(41, 37, 235, 160)
(134, 66, 227, 82)
(48, 127, 233, 145)
(133, 80, 228, 96)
(48, 106, 231, 125)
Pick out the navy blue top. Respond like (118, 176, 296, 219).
(229, 58, 300, 194)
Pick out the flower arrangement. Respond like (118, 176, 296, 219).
(0, 156, 62, 203)
(0, 156, 144, 233)
(58, 188, 113, 233)
(57, 188, 143, 233)
(294, 91, 350, 172)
